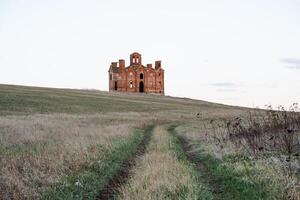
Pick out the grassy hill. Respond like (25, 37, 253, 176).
(0, 84, 244, 116)
(0, 84, 299, 200)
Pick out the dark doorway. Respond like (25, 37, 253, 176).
(114, 81, 117, 91)
(139, 81, 144, 93)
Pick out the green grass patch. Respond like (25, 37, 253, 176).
(0, 84, 194, 116)
(41, 125, 154, 200)
(169, 125, 272, 200)
(190, 146, 271, 200)
(167, 125, 214, 200)
(0, 84, 231, 116)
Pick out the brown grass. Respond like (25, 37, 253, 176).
(118, 126, 202, 200)
(0, 113, 151, 199)
(0, 84, 259, 199)
(175, 105, 300, 200)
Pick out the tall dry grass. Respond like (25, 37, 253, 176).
(176, 104, 300, 199)
(118, 126, 207, 200)
(0, 113, 150, 199)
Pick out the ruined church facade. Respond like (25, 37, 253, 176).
(108, 52, 165, 95)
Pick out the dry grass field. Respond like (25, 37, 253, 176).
(0, 84, 299, 199)
(118, 126, 211, 200)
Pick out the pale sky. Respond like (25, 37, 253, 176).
(1, 0, 300, 108)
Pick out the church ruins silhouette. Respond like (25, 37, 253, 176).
(108, 52, 165, 95)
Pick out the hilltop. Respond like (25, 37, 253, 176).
(0, 84, 246, 117)
(0, 84, 298, 200)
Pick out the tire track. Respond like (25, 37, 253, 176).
(96, 125, 154, 200)
(168, 125, 224, 199)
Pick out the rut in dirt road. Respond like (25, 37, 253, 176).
(96, 126, 154, 200)
(169, 126, 224, 199)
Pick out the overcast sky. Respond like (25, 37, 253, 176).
(1, 0, 299, 108)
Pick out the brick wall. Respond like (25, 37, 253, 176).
(108, 52, 164, 95)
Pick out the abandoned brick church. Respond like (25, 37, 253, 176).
(108, 52, 165, 95)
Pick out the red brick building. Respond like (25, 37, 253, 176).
(108, 52, 165, 95)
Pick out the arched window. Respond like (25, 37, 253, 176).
(140, 73, 144, 79)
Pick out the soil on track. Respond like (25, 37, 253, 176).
(171, 126, 224, 198)
(96, 127, 153, 200)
